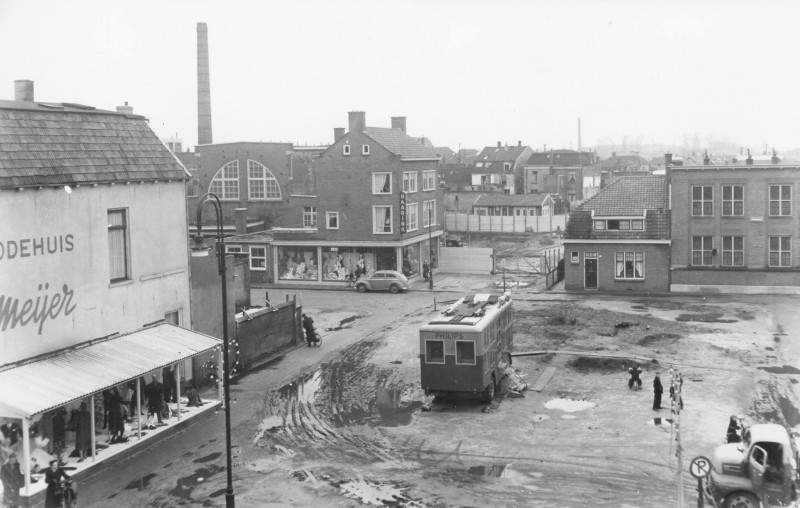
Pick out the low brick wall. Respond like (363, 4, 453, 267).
(235, 300, 301, 370)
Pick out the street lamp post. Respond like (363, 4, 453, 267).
(191, 192, 235, 508)
(428, 208, 434, 290)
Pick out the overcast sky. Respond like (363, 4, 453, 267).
(2, 0, 798, 154)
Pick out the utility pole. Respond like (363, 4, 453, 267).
(671, 366, 684, 508)
(428, 207, 434, 290)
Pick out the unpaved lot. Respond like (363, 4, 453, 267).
(230, 295, 798, 507)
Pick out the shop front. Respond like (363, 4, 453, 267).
(0, 324, 222, 505)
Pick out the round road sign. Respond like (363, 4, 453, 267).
(689, 455, 712, 479)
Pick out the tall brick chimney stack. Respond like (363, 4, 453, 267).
(334, 127, 345, 141)
(197, 22, 213, 145)
(348, 111, 366, 133)
(391, 116, 406, 133)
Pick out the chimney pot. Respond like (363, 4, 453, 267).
(14, 80, 34, 101)
(116, 102, 134, 115)
(348, 111, 366, 133)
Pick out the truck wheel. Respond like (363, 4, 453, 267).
(725, 491, 759, 508)
(356, 283, 367, 293)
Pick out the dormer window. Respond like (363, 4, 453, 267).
(343, 144, 351, 156)
(362, 145, 370, 155)
(593, 219, 644, 231)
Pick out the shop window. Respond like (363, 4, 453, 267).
(322, 248, 373, 280)
(108, 209, 130, 283)
(209, 161, 239, 200)
(769, 185, 791, 216)
(250, 246, 266, 271)
(692, 236, 714, 266)
(722, 236, 743, 266)
(456, 341, 476, 364)
(425, 340, 445, 364)
(722, 185, 743, 216)
(278, 247, 318, 280)
(692, 186, 713, 216)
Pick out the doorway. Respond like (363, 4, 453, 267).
(584, 253, 598, 289)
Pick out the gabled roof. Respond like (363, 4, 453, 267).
(473, 193, 553, 207)
(476, 145, 530, 163)
(576, 176, 667, 216)
(0, 100, 188, 189)
(365, 127, 439, 159)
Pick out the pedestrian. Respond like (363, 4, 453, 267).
(422, 260, 430, 281)
(186, 381, 203, 407)
(74, 402, 91, 462)
(106, 387, 125, 443)
(302, 313, 317, 346)
(652, 372, 663, 410)
(1, 453, 24, 508)
(627, 365, 642, 390)
(162, 366, 177, 404)
(44, 459, 71, 508)
(144, 374, 164, 427)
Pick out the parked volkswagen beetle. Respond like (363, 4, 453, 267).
(354, 270, 410, 294)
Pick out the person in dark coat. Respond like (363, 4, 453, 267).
(44, 459, 71, 508)
(628, 366, 643, 390)
(144, 375, 164, 425)
(74, 402, 91, 462)
(106, 387, 125, 443)
(302, 314, 318, 346)
(51, 409, 66, 459)
(1, 453, 24, 508)
(652, 373, 663, 410)
(162, 366, 177, 404)
(185, 382, 203, 407)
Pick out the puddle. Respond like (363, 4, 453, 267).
(193, 452, 222, 463)
(326, 315, 360, 331)
(338, 476, 423, 507)
(649, 417, 675, 426)
(758, 365, 800, 375)
(469, 464, 508, 477)
(278, 370, 323, 403)
(168, 465, 225, 499)
(124, 472, 157, 490)
(675, 313, 737, 323)
(544, 398, 596, 412)
(373, 388, 424, 427)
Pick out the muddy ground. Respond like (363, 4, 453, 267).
(228, 294, 798, 507)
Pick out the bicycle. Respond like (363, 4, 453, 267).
(54, 479, 77, 508)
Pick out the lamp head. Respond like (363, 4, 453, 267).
(191, 233, 211, 257)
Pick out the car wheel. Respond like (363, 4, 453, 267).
(356, 284, 367, 293)
(725, 492, 759, 508)
(389, 284, 401, 294)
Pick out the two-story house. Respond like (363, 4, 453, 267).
(0, 81, 221, 502)
(668, 155, 800, 294)
(523, 149, 598, 203)
(226, 112, 443, 286)
(563, 176, 671, 292)
(472, 142, 533, 195)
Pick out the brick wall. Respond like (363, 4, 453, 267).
(235, 300, 301, 369)
(564, 243, 670, 293)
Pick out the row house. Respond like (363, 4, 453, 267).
(0, 81, 220, 502)
(523, 149, 598, 203)
(225, 112, 443, 285)
(668, 156, 800, 293)
(472, 142, 533, 194)
(563, 176, 671, 292)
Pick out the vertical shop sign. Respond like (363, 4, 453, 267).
(399, 192, 407, 234)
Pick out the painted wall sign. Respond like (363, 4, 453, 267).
(400, 192, 407, 234)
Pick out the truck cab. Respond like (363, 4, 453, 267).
(705, 421, 799, 508)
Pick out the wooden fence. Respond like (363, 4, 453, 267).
(445, 212, 566, 234)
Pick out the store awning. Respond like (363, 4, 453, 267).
(0, 323, 221, 419)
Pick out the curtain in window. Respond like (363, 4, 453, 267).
(374, 207, 390, 233)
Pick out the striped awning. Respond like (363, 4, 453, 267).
(0, 323, 221, 419)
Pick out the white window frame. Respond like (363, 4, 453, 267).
(722, 236, 744, 266)
(614, 251, 645, 280)
(691, 185, 713, 216)
(769, 185, 791, 216)
(692, 236, 714, 266)
(570, 251, 579, 264)
(247, 159, 282, 200)
(503, 162, 512, 172)
(425, 339, 445, 364)
(108, 208, 131, 283)
(769, 236, 791, 267)
(722, 185, 744, 216)
(362, 144, 370, 155)
(407, 202, 418, 232)
(403, 171, 418, 193)
(226, 245, 243, 254)
(326, 211, 339, 229)
(209, 161, 240, 200)
(303, 206, 317, 227)
(249, 246, 266, 271)
(373, 205, 393, 234)
(593, 220, 606, 231)
(422, 170, 436, 191)
(372, 172, 392, 194)
(422, 200, 436, 228)
(343, 144, 351, 156)
(455, 340, 476, 365)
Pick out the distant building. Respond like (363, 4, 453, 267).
(471, 193, 555, 217)
(668, 154, 800, 293)
(563, 176, 671, 292)
(523, 149, 598, 202)
(473, 142, 533, 194)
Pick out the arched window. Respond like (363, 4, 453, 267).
(209, 161, 239, 200)
(247, 160, 282, 200)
